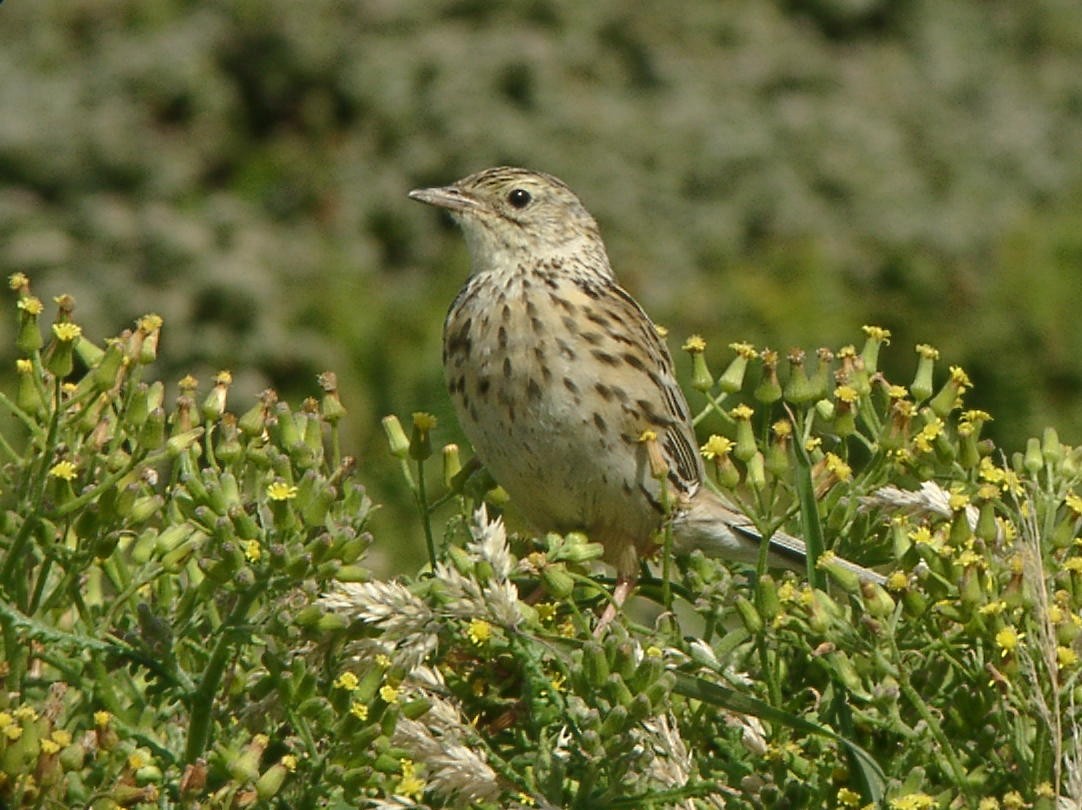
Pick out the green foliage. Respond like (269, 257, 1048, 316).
(0, 275, 382, 807)
(3, 276, 1082, 808)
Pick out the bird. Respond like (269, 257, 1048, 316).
(409, 166, 883, 615)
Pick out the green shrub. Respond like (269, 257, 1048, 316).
(1, 276, 1080, 808)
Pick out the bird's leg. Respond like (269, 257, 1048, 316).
(594, 574, 636, 636)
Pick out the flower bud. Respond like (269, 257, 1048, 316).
(1023, 437, 1044, 476)
(734, 594, 763, 634)
(861, 582, 895, 618)
(409, 412, 437, 461)
(719, 342, 756, 393)
(312, 373, 348, 425)
(228, 734, 268, 783)
(134, 314, 163, 364)
(746, 451, 766, 490)
(44, 322, 82, 378)
(541, 565, 575, 599)
(256, 760, 293, 801)
(910, 344, 938, 402)
(202, 371, 231, 421)
(382, 415, 410, 459)
(15, 295, 44, 353)
(15, 359, 45, 417)
(754, 350, 782, 403)
(783, 349, 817, 404)
(731, 405, 757, 462)
(91, 340, 126, 391)
(581, 641, 610, 688)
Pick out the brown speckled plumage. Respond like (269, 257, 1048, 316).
(410, 167, 882, 595)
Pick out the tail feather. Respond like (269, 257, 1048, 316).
(671, 489, 885, 586)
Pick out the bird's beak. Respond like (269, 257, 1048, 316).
(408, 185, 483, 214)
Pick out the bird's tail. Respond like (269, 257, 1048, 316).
(670, 489, 885, 586)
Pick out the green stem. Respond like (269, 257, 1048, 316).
(892, 639, 972, 798)
(416, 457, 437, 568)
(183, 583, 264, 763)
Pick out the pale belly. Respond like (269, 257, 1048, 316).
(443, 282, 664, 552)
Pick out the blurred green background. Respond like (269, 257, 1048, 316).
(3, 0, 1082, 568)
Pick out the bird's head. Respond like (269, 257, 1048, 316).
(409, 167, 609, 277)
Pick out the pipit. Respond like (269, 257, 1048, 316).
(409, 167, 882, 613)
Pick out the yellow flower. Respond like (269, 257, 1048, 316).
(645, 645, 663, 658)
(17, 296, 43, 315)
(411, 411, 437, 432)
(835, 385, 858, 404)
(777, 581, 799, 602)
(138, 314, 163, 332)
(50, 730, 72, 747)
(681, 335, 706, 353)
(266, 481, 298, 501)
(909, 526, 934, 546)
(375, 654, 392, 668)
(0, 712, 12, 730)
(40, 738, 60, 754)
(15, 358, 32, 374)
(13, 707, 37, 721)
(1002, 792, 1025, 810)
(886, 384, 908, 400)
(8, 272, 29, 290)
(886, 571, 908, 592)
(349, 701, 369, 721)
(333, 672, 360, 691)
(914, 418, 944, 453)
(700, 435, 734, 460)
(729, 341, 757, 358)
(535, 602, 557, 623)
(979, 601, 1007, 616)
(915, 344, 939, 360)
(379, 684, 399, 704)
(48, 460, 78, 481)
(805, 436, 823, 452)
(243, 539, 261, 563)
(396, 759, 425, 800)
(889, 793, 935, 810)
(1057, 646, 1078, 669)
(957, 549, 983, 567)
(94, 711, 111, 727)
(729, 404, 754, 421)
(51, 322, 82, 342)
(995, 626, 1022, 655)
(948, 490, 970, 511)
(1035, 783, 1055, 799)
(837, 786, 862, 807)
(467, 618, 492, 645)
(3, 724, 21, 741)
(281, 754, 298, 772)
(824, 453, 852, 482)
(1067, 491, 1082, 517)
(949, 365, 972, 389)
(550, 672, 567, 692)
(978, 799, 1000, 810)
(517, 792, 537, 806)
(862, 325, 891, 343)
(654, 324, 668, 338)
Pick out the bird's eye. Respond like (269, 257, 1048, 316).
(507, 188, 532, 209)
